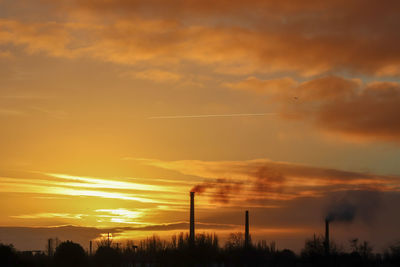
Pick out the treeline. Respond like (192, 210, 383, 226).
(1, 232, 400, 266)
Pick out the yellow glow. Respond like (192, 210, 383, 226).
(45, 173, 178, 192)
(11, 213, 85, 219)
(0, 180, 160, 203)
(95, 208, 144, 224)
(96, 209, 143, 218)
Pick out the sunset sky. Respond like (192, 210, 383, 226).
(1, 0, 400, 252)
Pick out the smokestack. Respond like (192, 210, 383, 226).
(245, 210, 250, 248)
(325, 219, 330, 255)
(190, 191, 195, 244)
(47, 238, 53, 256)
(89, 240, 92, 256)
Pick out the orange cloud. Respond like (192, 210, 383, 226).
(2, 0, 400, 77)
(227, 76, 400, 142)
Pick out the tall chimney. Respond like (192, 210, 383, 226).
(89, 240, 92, 256)
(47, 238, 53, 256)
(325, 219, 330, 255)
(245, 210, 250, 248)
(190, 191, 195, 244)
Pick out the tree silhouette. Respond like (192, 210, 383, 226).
(0, 243, 17, 266)
(54, 240, 87, 267)
(225, 232, 245, 250)
(349, 238, 374, 260)
(385, 241, 400, 264)
(2, 233, 400, 266)
(302, 234, 326, 258)
(94, 245, 121, 267)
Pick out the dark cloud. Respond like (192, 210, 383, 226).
(312, 81, 400, 141)
(229, 76, 400, 142)
(325, 191, 382, 223)
(191, 178, 243, 204)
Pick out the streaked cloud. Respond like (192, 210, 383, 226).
(11, 213, 85, 219)
(0, 180, 158, 203)
(45, 173, 178, 193)
(148, 113, 275, 119)
(122, 69, 182, 83)
(0, 108, 25, 116)
(29, 107, 68, 119)
(0, 173, 188, 204)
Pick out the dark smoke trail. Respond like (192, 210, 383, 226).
(325, 191, 382, 223)
(190, 183, 209, 194)
(190, 178, 242, 204)
(252, 166, 286, 194)
(190, 166, 286, 204)
(325, 200, 357, 222)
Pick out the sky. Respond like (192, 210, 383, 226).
(1, 0, 400, 252)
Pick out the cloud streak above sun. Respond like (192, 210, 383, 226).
(0, 172, 189, 204)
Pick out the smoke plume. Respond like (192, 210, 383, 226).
(325, 199, 357, 222)
(190, 165, 286, 204)
(325, 191, 382, 223)
(190, 178, 243, 204)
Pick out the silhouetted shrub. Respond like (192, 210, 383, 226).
(225, 232, 245, 250)
(384, 241, 400, 264)
(0, 243, 17, 266)
(349, 238, 374, 260)
(302, 234, 326, 258)
(273, 248, 297, 266)
(94, 245, 121, 267)
(54, 240, 87, 267)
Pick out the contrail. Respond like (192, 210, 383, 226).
(148, 113, 276, 119)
